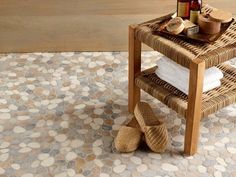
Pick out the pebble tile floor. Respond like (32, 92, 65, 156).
(0, 51, 235, 177)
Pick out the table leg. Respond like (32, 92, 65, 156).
(184, 59, 205, 156)
(128, 25, 141, 113)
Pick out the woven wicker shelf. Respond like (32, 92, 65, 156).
(135, 63, 236, 118)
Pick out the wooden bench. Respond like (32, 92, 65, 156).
(128, 5, 236, 155)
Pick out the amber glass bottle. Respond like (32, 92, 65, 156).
(177, 0, 190, 19)
(190, 0, 202, 23)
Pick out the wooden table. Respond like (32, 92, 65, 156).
(128, 5, 236, 155)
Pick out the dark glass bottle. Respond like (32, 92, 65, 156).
(177, 0, 190, 19)
(190, 0, 202, 23)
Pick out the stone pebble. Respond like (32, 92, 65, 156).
(113, 164, 126, 174)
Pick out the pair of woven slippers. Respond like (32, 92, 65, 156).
(114, 102, 168, 153)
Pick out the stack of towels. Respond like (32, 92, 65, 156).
(155, 56, 223, 95)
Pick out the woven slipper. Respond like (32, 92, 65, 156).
(134, 102, 168, 153)
(114, 117, 142, 153)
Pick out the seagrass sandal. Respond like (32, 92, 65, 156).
(134, 102, 168, 153)
(114, 117, 142, 153)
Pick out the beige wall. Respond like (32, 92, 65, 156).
(0, 0, 235, 53)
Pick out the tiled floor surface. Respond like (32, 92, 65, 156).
(0, 52, 235, 177)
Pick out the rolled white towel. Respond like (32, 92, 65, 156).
(156, 56, 223, 84)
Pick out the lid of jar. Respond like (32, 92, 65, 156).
(209, 9, 233, 23)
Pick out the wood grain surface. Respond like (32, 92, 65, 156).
(0, 0, 235, 53)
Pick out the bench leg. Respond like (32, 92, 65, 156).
(128, 25, 141, 113)
(184, 59, 205, 156)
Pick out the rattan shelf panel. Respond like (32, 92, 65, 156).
(135, 63, 236, 118)
(136, 5, 236, 69)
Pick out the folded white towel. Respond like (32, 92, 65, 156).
(155, 56, 223, 94)
(156, 69, 221, 94)
(156, 56, 223, 84)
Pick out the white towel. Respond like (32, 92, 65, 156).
(156, 56, 223, 84)
(156, 69, 221, 94)
(155, 56, 223, 94)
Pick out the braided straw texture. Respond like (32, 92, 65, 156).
(136, 5, 236, 69)
(135, 63, 236, 118)
(127, 116, 141, 129)
(144, 125, 168, 153)
(114, 117, 142, 153)
(134, 102, 168, 153)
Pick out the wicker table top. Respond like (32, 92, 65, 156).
(136, 5, 236, 69)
